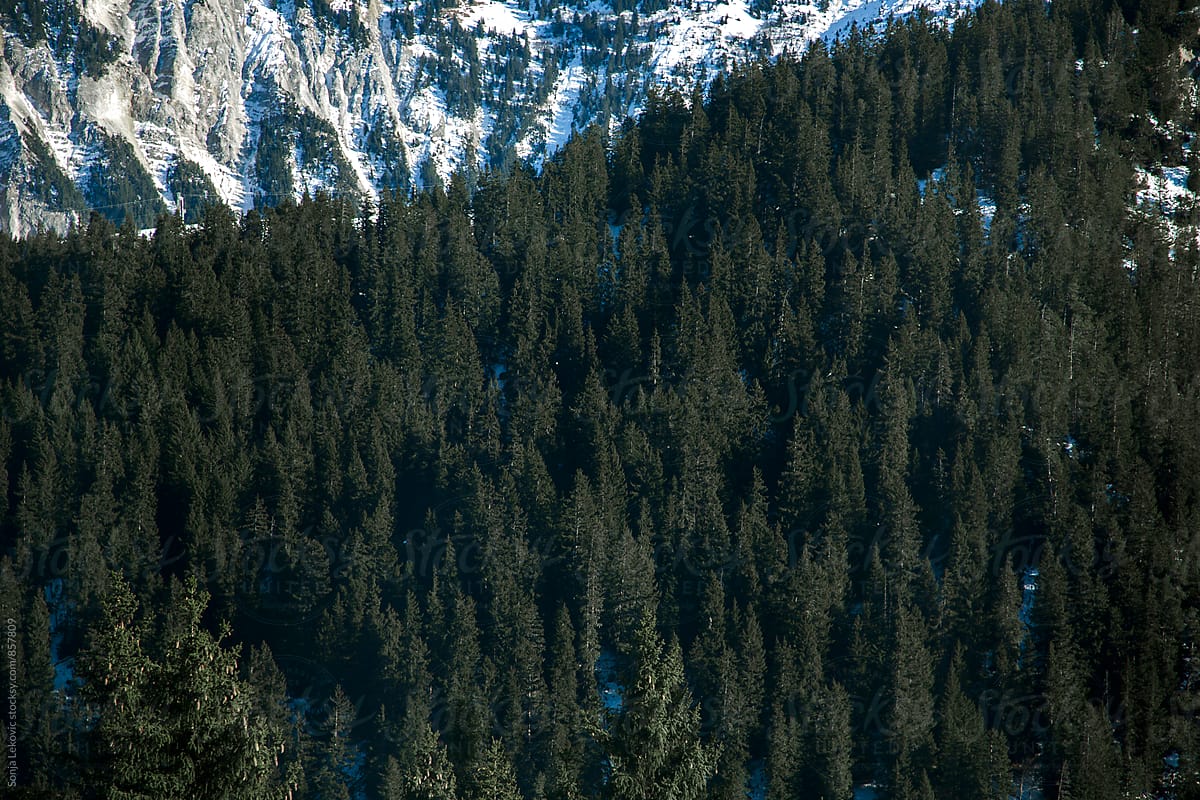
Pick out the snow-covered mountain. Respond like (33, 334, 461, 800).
(0, 0, 978, 234)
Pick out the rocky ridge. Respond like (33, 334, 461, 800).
(0, 0, 976, 233)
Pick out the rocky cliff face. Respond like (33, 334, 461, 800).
(0, 0, 975, 234)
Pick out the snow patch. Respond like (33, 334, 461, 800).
(2, 0, 993, 229)
(1132, 163, 1198, 253)
(45, 578, 76, 695)
(80, 0, 127, 35)
(1135, 164, 1194, 216)
(645, 0, 766, 86)
(608, 219, 623, 258)
(1019, 566, 1038, 628)
(543, 57, 589, 161)
(518, 54, 591, 167)
(916, 166, 946, 198)
(596, 648, 624, 713)
(244, 0, 296, 76)
(178, 140, 249, 210)
(489, 362, 508, 390)
(978, 192, 997, 233)
(458, 0, 531, 36)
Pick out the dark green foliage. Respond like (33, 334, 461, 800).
(255, 109, 365, 207)
(310, 0, 370, 42)
(256, 116, 297, 206)
(77, 575, 291, 799)
(83, 133, 166, 228)
(165, 160, 223, 224)
(22, 133, 87, 213)
(601, 615, 717, 800)
(0, 1, 1197, 798)
(0, 1, 118, 74)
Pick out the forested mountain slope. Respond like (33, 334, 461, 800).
(1, 0, 1199, 798)
(0, 0, 978, 235)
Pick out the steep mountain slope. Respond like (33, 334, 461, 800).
(0, 0, 977, 233)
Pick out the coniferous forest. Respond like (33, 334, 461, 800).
(2, 0, 1200, 798)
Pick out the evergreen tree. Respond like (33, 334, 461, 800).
(78, 574, 288, 800)
(385, 691, 459, 800)
(602, 614, 717, 800)
(934, 648, 1008, 800)
(465, 738, 522, 800)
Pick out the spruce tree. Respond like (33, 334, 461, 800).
(79, 574, 288, 800)
(602, 614, 717, 800)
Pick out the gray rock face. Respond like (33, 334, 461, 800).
(0, 0, 974, 235)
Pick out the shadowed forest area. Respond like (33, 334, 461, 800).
(1, 0, 1199, 798)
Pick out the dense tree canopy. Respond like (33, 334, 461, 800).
(1, 0, 1198, 797)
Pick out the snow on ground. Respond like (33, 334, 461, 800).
(7, 0, 995, 227)
(330, 101, 378, 199)
(80, 0, 127, 35)
(854, 784, 880, 800)
(0, 60, 85, 182)
(519, 54, 591, 167)
(917, 166, 995, 232)
(978, 192, 997, 233)
(1133, 163, 1198, 253)
(1011, 779, 1045, 800)
(595, 648, 625, 713)
(457, 0, 532, 36)
(1135, 164, 1194, 216)
(409, 88, 487, 188)
(489, 362, 507, 390)
(1020, 566, 1038, 628)
(766, 0, 975, 56)
(44, 578, 76, 695)
(244, 0, 296, 76)
(135, 121, 181, 201)
(822, 0, 888, 42)
(608, 219, 623, 257)
(515, 0, 981, 175)
(646, 0, 765, 83)
(178, 139, 249, 210)
(42, 128, 84, 182)
(916, 166, 946, 198)
(545, 58, 589, 157)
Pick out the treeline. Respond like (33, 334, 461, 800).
(1, 0, 1199, 798)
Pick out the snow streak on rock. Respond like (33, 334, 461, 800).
(0, 0, 982, 234)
